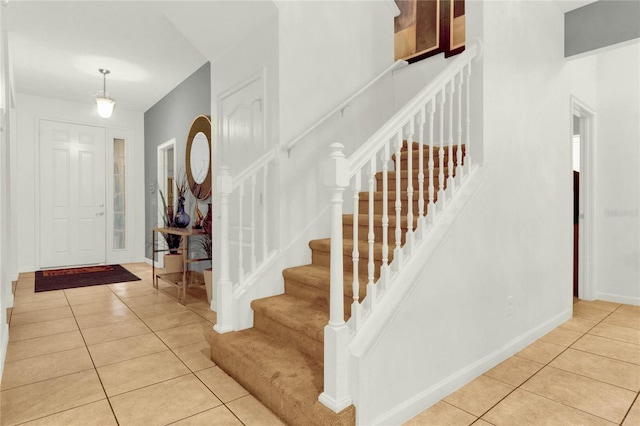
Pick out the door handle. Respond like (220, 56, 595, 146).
(96, 212, 105, 216)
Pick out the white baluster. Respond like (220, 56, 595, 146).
(351, 172, 361, 330)
(250, 174, 257, 272)
(437, 89, 446, 210)
(319, 143, 351, 413)
(214, 167, 234, 333)
(366, 156, 376, 311)
(237, 182, 245, 285)
(417, 108, 426, 232)
(427, 100, 436, 225)
(447, 81, 455, 191)
(465, 63, 472, 172)
(393, 132, 403, 271)
(262, 164, 269, 261)
(380, 140, 390, 288)
(456, 71, 464, 184)
(405, 119, 415, 250)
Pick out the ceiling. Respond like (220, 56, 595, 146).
(5, 1, 276, 113)
(5, 0, 596, 114)
(555, 0, 598, 13)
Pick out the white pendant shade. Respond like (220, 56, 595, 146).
(95, 96, 115, 118)
(95, 69, 115, 118)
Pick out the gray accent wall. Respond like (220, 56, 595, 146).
(144, 62, 211, 260)
(565, 0, 640, 57)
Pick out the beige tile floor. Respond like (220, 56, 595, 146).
(405, 299, 640, 425)
(2, 263, 639, 425)
(1, 263, 285, 426)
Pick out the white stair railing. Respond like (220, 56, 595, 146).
(215, 149, 277, 333)
(321, 41, 481, 412)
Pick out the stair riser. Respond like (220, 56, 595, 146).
(254, 313, 324, 363)
(375, 176, 447, 191)
(359, 199, 421, 216)
(343, 223, 409, 245)
(284, 279, 353, 318)
(312, 250, 386, 278)
(395, 156, 462, 170)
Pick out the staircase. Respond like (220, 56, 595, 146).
(208, 143, 464, 425)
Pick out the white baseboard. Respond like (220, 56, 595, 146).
(370, 308, 572, 426)
(0, 322, 9, 388)
(595, 292, 640, 306)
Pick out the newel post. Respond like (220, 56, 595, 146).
(319, 143, 352, 413)
(214, 167, 234, 334)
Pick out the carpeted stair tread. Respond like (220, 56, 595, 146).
(252, 294, 328, 343)
(208, 328, 355, 426)
(283, 264, 368, 298)
(310, 238, 393, 258)
(400, 141, 466, 152)
(343, 213, 418, 228)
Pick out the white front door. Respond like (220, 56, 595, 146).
(39, 120, 106, 268)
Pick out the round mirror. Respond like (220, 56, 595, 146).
(185, 115, 212, 200)
(190, 132, 209, 184)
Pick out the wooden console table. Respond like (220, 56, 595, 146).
(151, 227, 207, 304)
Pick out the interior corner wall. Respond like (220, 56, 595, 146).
(143, 62, 211, 261)
(594, 42, 640, 304)
(15, 94, 145, 273)
(354, 1, 574, 424)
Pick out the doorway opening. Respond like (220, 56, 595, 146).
(571, 97, 596, 301)
(572, 114, 580, 297)
(157, 139, 177, 268)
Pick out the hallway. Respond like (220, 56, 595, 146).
(1, 263, 638, 425)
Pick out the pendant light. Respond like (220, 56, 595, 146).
(95, 68, 116, 118)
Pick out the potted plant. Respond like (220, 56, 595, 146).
(199, 212, 213, 304)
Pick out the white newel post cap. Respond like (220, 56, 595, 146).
(324, 143, 349, 188)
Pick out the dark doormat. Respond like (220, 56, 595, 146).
(35, 264, 141, 292)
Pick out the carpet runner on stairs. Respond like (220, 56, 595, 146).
(208, 143, 464, 425)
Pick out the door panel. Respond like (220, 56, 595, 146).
(220, 75, 265, 175)
(40, 120, 106, 268)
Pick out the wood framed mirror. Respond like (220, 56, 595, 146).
(185, 115, 212, 200)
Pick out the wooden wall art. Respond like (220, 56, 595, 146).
(394, 0, 466, 63)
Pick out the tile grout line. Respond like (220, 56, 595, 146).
(104, 275, 246, 425)
(65, 285, 123, 426)
(620, 392, 639, 425)
(474, 301, 636, 423)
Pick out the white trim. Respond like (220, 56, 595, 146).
(156, 138, 177, 268)
(595, 292, 640, 306)
(0, 322, 9, 388)
(384, 0, 401, 17)
(106, 128, 135, 265)
(369, 308, 572, 425)
(571, 96, 596, 301)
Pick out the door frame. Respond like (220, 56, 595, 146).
(156, 138, 177, 267)
(36, 117, 136, 270)
(571, 96, 596, 301)
(37, 118, 107, 269)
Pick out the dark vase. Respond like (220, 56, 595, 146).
(175, 197, 191, 228)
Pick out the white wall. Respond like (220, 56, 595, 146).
(275, 0, 395, 145)
(0, 3, 13, 381)
(352, 2, 575, 423)
(15, 94, 145, 272)
(594, 41, 640, 304)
